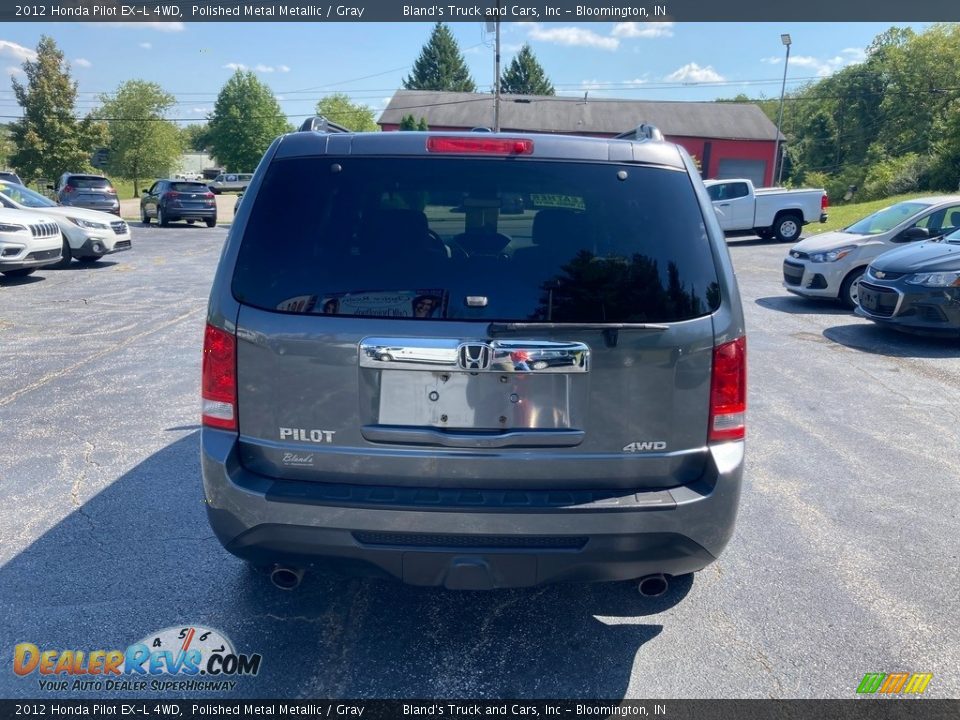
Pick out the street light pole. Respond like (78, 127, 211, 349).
(773, 33, 792, 186)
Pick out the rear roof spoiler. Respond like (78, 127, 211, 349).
(613, 123, 664, 142)
(298, 116, 352, 134)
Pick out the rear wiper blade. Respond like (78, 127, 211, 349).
(488, 322, 669, 333)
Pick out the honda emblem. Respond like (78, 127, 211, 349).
(457, 343, 492, 370)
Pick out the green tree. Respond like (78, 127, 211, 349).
(181, 123, 210, 152)
(403, 23, 476, 92)
(8, 36, 106, 183)
(315, 93, 378, 132)
(98, 81, 182, 196)
(500, 44, 554, 96)
(399, 114, 429, 131)
(206, 70, 291, 172)
(0, 124, 14, 168)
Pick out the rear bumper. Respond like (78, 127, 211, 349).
(201, 430, 744, 588)
(167, 206, 217, 220)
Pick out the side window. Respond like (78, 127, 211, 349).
(926, 205, 960, 236)
(227, 175, 237, 182)
(729, 183, 749, 199)
(706, 185, 723, 202)
(146, 183, 157, 195)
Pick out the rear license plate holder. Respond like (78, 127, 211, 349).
(377, 370, 573, 430)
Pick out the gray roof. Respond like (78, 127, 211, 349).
(379, 90, 781, 141)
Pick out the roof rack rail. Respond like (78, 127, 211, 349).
(298, 116, 351, 134)
(614, 123, 664, 142)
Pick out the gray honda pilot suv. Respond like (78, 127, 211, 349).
(201, 122, 746, 593)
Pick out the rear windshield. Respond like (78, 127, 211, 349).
(68, 176, 111, 189)
(232, 157, 720, 323)
(170, 182, 209, 192)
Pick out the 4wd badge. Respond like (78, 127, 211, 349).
(623, 441, 667, 452)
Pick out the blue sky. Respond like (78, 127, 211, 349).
(0, 21, 932, 125)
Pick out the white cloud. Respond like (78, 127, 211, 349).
(93, 21, 184, 32)
(526, 24, 619, 51)
(841, 47, 867, 62)
(761, 47, 866, 77)
(0, 40, 37, 65)
(74, 58, 92, 68)
(191, 107, 212, 114)
(226, 62, 290, 73)
(139, 42, 152, 49)
(665, 63, 725, 83)
(6, 65, 24, 77)
(612, 22, 674, 38)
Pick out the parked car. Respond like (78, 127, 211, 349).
(0, 170, 23, 185)
(0, 180, 132, 265)
(783, 196, 960, 308)
(704, 178, 828, 243)
(52, 173, 120, 215)
(200, 121, 746, 593)
(856, 232, 960, 336)
(0, 206, 62, 277)
(140, 180, 217, 227)
(208, 173, 253, 194)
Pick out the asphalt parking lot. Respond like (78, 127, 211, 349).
(1, 226, 958, 699)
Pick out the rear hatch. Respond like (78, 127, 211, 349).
(168, 182, 215, 212)
(65, 176, 115, 209)
(230, 150, 723, 492)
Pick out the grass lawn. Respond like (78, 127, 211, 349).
(806, 193, 930, 235)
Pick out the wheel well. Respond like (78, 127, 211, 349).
(842, 265, 867, 284)
(774, 209, 802, 224)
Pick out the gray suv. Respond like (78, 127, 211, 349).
(201, 123, 747, 593)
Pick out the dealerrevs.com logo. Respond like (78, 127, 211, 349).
(13, 626, 262, 692)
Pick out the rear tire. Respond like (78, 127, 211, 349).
(141, 206, 150, 225)
(839, 267, 865, 310)
(158, 206, 169, 227)
(2, 268, 36, 277)
(205, 217, 217, 228)
(774, 213, 803, 243)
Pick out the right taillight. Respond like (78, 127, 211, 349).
(709, 336, 746, 442)
(202, 323, 237, 431)
(821, 193, 829, 211)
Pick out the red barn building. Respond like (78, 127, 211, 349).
(378, 90, 783, 187)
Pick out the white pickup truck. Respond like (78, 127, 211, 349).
(704, 178, 828, 243)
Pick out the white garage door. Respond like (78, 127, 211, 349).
(717, 159, 767, 188)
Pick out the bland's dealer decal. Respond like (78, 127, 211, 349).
(13, 626, 261, 692)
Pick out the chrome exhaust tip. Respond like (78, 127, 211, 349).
(269, 565, 305, 591)
(637, 573, 669, 598)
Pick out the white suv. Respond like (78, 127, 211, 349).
(0, 180, 131, 264)
(0, 206, 62, 277)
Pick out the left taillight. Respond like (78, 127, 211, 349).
(708, 336, 746, 442)
(202, 323, 237, 431)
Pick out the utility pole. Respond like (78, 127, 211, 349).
(494, 6, 501, 132)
